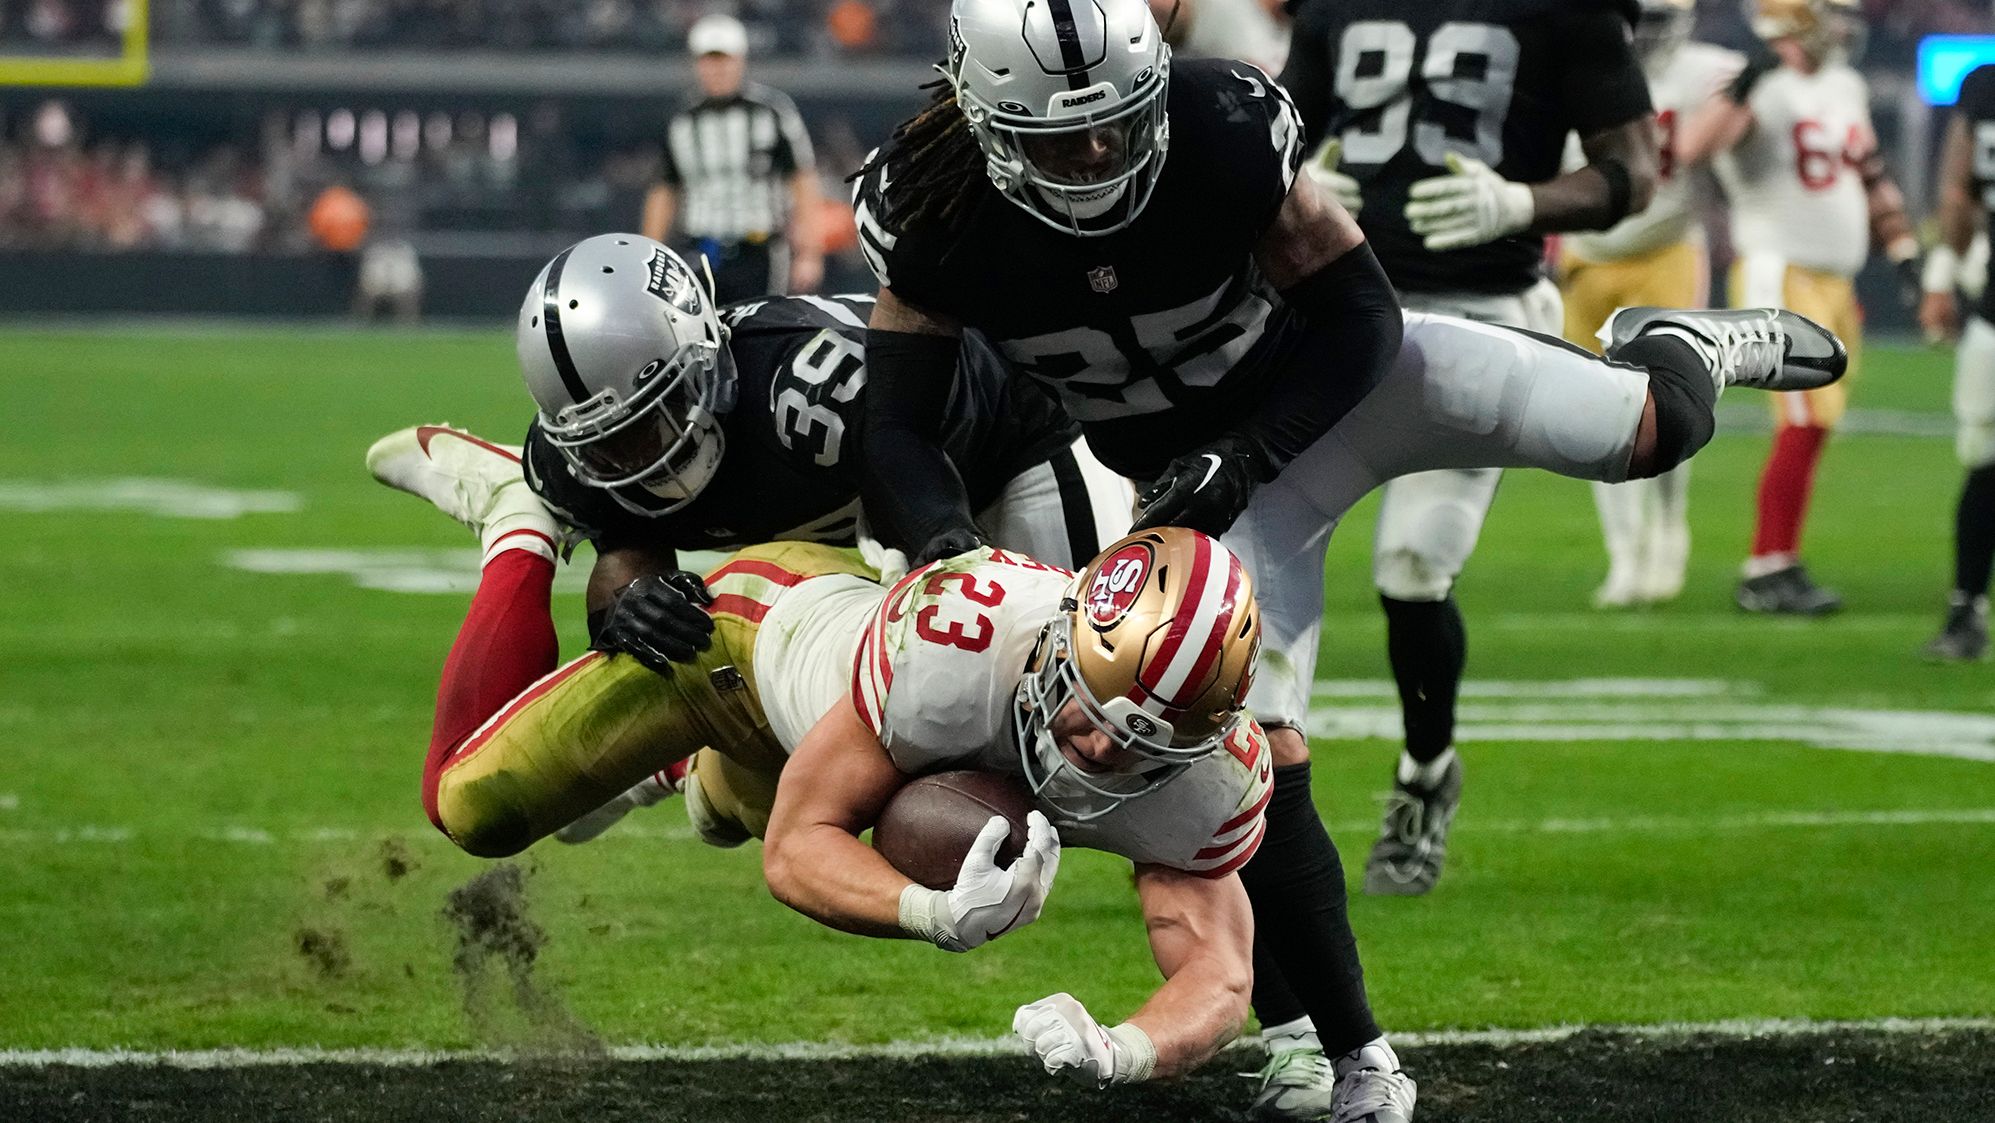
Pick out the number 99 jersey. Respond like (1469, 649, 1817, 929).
(851, 547, 1272, 876)
(1281, 0, 1651, 295)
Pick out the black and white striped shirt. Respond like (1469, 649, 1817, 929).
(660, 81, 815, 243)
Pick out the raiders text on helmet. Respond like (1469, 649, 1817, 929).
(515, 234, 737, 516)
(1014, 527, 1260, 820)
(946, 0, 1172, 237)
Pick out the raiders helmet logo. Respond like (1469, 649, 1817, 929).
(1087, 266, 1118, 294)
(646, 248, 704, 315)
(1085, 543, 1152, 629)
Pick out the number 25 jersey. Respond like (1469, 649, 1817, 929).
(1281, 0, 1651, 295)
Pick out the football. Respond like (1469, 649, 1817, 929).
(872, 770, 1036, 890)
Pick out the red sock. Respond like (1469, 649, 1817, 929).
(422, 550, 559, 831)
(1750, 424, 1829, 559)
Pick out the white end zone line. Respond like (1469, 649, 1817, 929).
(4, 1018, 1991, 1068)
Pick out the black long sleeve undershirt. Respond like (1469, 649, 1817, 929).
(856, 329, 978, 557)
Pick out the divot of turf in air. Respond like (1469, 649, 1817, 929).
(441, 863, 603, 1058)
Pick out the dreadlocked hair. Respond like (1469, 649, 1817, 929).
(851, 71, 986, 235)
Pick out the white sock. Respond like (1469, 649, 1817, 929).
(1742, 552, 1795, 580)
(1652, 461, 1692, 527)
(1592, 478, 1649, 573)
(1261, 1016, 1320, 1052)
(1333, 1036, 1401, 1077)
(1396, 747, 1455, 788)
(479, 483, 560, 566)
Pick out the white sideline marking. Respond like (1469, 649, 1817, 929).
(223, 549, 590, 596)
(1310, 680, 1995, 763)
(0, 479, 301, 520)
(4, 809, 1990, 849)
(3, 1018, 1990, 1068)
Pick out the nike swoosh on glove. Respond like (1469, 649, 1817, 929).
(591, 570, 716, 673)
(1131, 435, 1266, 537)
(1404, 152, 1535, 253)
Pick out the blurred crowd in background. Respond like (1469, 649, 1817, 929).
(3, 0, 1995, 257)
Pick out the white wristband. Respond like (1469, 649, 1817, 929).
(1105, 1022, 1158, 1084)
(1497, 179, 1536, 235)
(1924, 244, 1963, 295)
(897, 884, 966, 952)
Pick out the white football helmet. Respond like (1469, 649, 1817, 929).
(515, 234, 736, 515)
(946, 0, 1172, 237)
(1633, 0, 1695, 66)
(1014, 528, 1260, 821)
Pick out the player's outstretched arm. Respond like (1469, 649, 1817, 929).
(1525, 117, 1660, 236)
(1013, 864, 1253, 1087)
(584, 543, 716, 672)
(1676, 61, 1766, 169)
(764, 695, 1061, 949)
(859, 289, 983, 566)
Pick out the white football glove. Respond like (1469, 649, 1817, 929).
(1303, 138, 1364, 217)
(898, 810, 1060, 952)
(1404, 152, 1535, 252)
(1013, 993, 1157, 1088)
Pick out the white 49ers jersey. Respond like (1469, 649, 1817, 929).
(852, 547, 1272, 877)
(1714, 62, 1874, 278)
(1566, 42, 1744, 263)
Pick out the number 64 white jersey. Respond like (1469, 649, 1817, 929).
(850, 548, 1272, 877)
(1714, 61, 1875, 279)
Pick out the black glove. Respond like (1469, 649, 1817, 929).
(1894, 253, 1924, 310)
(1726, 50, 1778, 106)
(591, 571, 716, 674)
(1131, 435, 1269, 537)
(912, 525, 985, 567)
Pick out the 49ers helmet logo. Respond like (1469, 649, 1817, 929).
(1084, 543, 1152, 629)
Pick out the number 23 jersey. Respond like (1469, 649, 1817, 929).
(1281, 0, 1650, 295)
(850, 548, 1271, 877)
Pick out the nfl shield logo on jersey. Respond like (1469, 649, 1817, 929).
(1086, 266, 1118, 294)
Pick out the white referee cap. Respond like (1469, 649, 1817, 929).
(688, 14, 749, 58)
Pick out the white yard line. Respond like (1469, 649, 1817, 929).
(3, 1017, 1989, 1068)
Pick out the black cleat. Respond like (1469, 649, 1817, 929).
(1363, 753, 1463, 897)
(1601, 307, 1847, 392)
(1736, 564, 1843, 616)
(1922, 596, 1990, 662)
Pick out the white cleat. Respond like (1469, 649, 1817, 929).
(1593, 560, 1645, 609)
(1599, 307, 1847, 393)
(1247, 1044, 1340, 1120)
(366, 424, 559, 562)
(1329, 1065, 1417, 1123)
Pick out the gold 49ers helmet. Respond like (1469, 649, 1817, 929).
(1013, 527, 1260, 821)
(1749, 0, 1863, 61)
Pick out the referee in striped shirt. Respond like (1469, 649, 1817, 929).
(643, 14, 824, 302)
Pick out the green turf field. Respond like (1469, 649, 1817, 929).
(1, 326, 1990, 1117)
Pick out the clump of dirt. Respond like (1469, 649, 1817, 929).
(379, 837, 416, 881)
(323, 876, 351, 901)
(294, 927, 351, 979)
(442, 862, 602, 1058)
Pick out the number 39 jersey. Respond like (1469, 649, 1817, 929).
(1281, 0, 1651, 295)
(523, 294, 1077, 551)
(850, 548, 1272, 877)
(854, 58, 1313, 480)
(1713, 62, 1875, 280)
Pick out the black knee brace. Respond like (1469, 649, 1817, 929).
(1621, 334, 1717, 476)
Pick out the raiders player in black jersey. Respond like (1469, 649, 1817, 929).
(851, 1, 1845, 1118)
(1282, 0, 1660, 903)
(1915, 63, 1995, 662)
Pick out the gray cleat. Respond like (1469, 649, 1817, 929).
(1922, 596, 1990, 662)
(1600, 306, 1847, 392)
(1363, 754, 1463, 897)
(1329, 1065, 1417, 1123)
(1247, 1044, 1339, 1120)
(1736, 564, 1842, 617)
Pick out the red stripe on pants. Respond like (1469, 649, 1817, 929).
(421, 551, 559, 832)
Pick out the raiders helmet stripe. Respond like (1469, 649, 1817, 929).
(538, 246, 591, 403)
(1044, 0, 1093, 91)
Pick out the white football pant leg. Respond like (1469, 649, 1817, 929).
(1370, 280, 1566, 602)
(977, 438, 1136, 570)
(1236, 310, 1648, 731)
(1957, 317, 1995, 470)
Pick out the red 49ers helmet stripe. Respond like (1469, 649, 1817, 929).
(1132, 532, 1248, 722)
